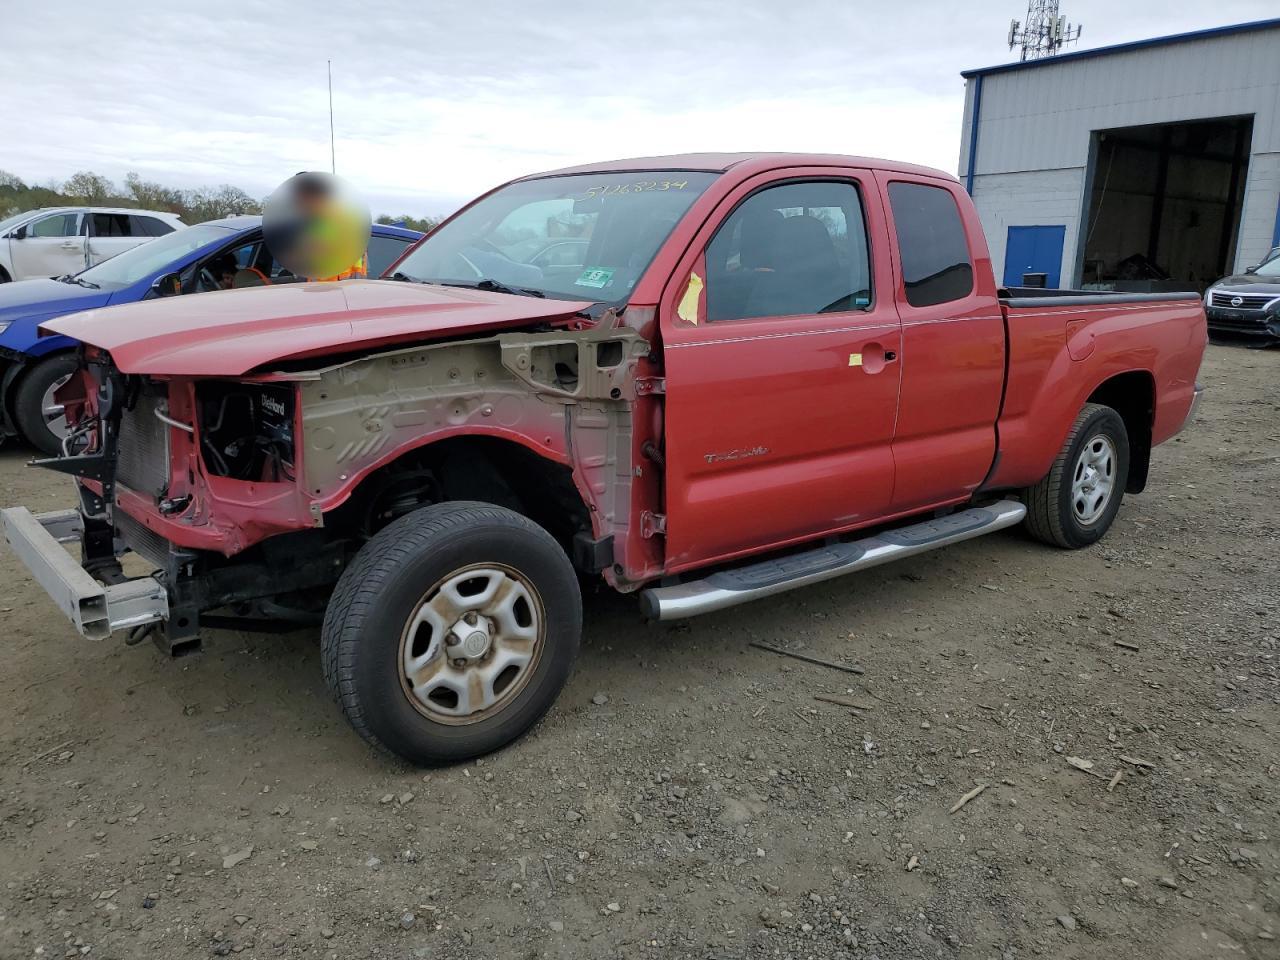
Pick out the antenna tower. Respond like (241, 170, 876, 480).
(1008, 1, 1082, 61)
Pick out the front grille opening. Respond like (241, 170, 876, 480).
(197, 382, 296, 482)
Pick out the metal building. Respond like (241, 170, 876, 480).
(959, 17, 1280, 291)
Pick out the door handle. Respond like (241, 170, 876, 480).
(60, 240, 79, 249)
(853, 342, 897, 375)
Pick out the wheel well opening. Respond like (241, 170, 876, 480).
(1088, 372, 1154, 493)
(326, 436, 592, 556)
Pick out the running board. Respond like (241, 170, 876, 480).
(639, 499, 1026, 621)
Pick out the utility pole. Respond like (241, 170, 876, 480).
(328, 59, 336, 174)
(1008, 1, 1082, 61)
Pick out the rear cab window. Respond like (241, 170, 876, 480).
(886, 181, 974, 308)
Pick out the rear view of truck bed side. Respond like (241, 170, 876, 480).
(989, 289, 1206, 495)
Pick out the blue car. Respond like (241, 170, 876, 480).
(0, 216, 422, 453)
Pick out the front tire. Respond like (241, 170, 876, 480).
(321, 502, 582, 765)
(13, 353, 79, 456)
(1022, 402, 1129, 548)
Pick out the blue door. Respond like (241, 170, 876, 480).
(1003, 225, 1066, 289)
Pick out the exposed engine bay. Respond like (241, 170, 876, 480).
(196, 381, 296, 481)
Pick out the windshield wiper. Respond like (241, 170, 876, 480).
(443, 279, 545, 298)
(56, 274, 100, 289)
(389, 271, 424, 283)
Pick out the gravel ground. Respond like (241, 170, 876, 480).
(1, 343, 1277, 960)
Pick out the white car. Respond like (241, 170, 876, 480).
(0, 207, 185, 283)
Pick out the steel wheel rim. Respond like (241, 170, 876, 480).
(42, 374, 73, 441)
(1071, 433, 1116, 526)
(398, 563, 545, 726)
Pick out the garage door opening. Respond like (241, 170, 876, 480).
(1079, 115, 1252, 292)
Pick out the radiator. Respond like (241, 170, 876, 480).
(116, 393, 170, 497)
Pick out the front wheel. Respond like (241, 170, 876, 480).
(13, 353, 79, 456)
(1022, 402, 1130, 548)
(321, 502, 582, 765)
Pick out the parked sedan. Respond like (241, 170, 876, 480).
(1204, 249, 1280, 344)
(0, 207, 185, 283)
(0, 216, 422, 453)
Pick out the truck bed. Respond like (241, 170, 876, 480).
(989, 287, 1206, 492)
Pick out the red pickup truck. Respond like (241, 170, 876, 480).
(2, 153, 1206, 764)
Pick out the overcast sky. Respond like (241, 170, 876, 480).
(4, 1, 1274, 218)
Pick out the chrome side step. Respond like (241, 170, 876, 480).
(639, 499, 1026, 621)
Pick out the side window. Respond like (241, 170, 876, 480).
(886, 182, 974, 308)
(195, 242, 259, 292)
(91, 213, 134, 237)
(132, 215, 174, 237)
(28, 213, 80, 238)
(704, 181, 872, 322)
(366, 235, 411, 277)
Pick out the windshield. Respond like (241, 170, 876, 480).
(76, 223, 235, 288)
(0, 210, 39, 235)
(392, 171, 718, 301)
(1256, 254, 1280, 278)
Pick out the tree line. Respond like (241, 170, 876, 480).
(0, 169, 439, 233)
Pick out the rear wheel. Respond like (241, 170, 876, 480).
(1022, 402, 1130, 548)
(13, 353, 79, 456)
(321, 501, 581, 765)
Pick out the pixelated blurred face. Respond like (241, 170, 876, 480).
(263, 172, 372, 280)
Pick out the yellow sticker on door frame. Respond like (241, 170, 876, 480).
(677, 271, 704, 325)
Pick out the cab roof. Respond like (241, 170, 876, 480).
(526, 152, 956, 182)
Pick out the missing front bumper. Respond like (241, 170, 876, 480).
(0, 507, 167, 640)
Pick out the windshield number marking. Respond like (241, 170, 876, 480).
(577, 179, 689, 200)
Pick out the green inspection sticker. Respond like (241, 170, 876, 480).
(574, 267, 614, 289)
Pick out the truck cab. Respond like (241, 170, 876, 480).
(1, 154, 1206, 765)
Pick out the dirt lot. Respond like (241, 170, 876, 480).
(1, 343, 1277, 960)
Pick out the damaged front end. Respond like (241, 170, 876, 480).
(2, 319, 662, 655)
(4, 351, 341, 654)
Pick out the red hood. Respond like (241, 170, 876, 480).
(41, 280, 594, 376)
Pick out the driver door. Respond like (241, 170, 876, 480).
(660, 171, 903, 571)
(10, 211, 85, 278)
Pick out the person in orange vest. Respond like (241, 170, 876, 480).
(263, 172, 372, 282)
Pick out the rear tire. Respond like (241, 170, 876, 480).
(321, 501, 581, 765)
(1022, 402, 1129, 548)
(13, 353, 79, 456)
